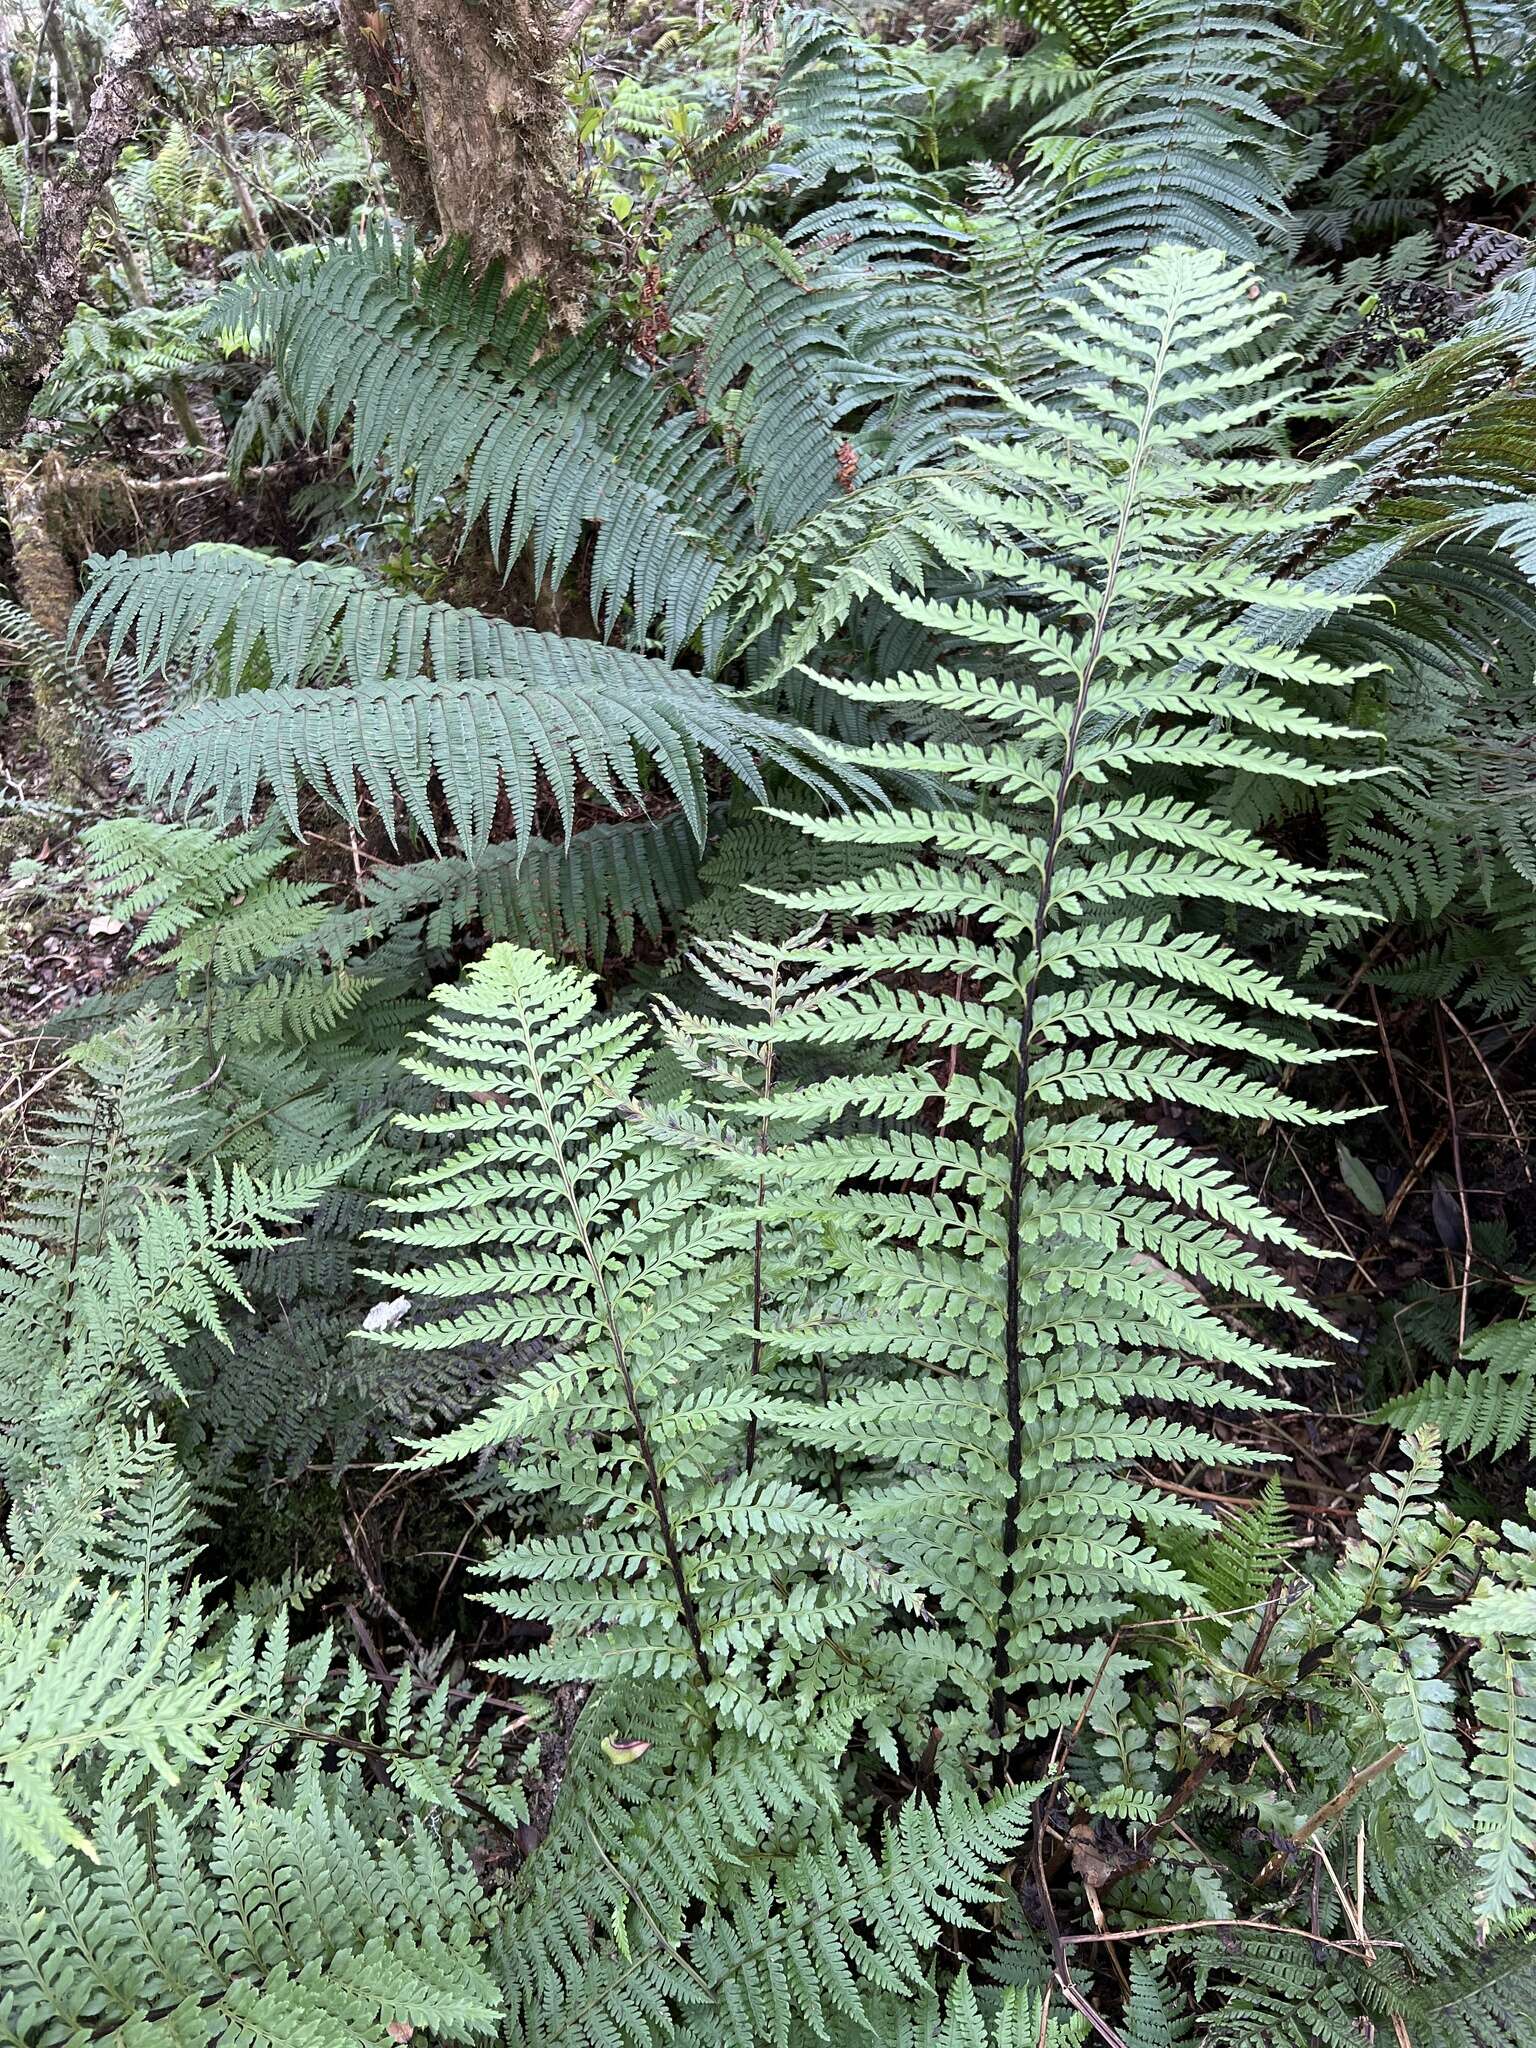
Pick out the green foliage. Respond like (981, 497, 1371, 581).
(357, 811, 705, 963)
(370, 942, 880, 1739)
(757, 246, 1366, 1745)
(0, 1577, 225, 1868)
(1390, 78, 1536, 200)
(1023, 0, 1302, 267)
(12, 3, 1536, 2042)
(0, 1601, 521, 2046)
(1381, 1313, 1536, 1459)
(223, 228, 746, 658)
(76, 546, 841, 856)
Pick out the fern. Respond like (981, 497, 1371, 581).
(75, 546, 844, 856)
(1164, 1478, 1293, 1618)
(6, 1017, 205, 1252)
(1388, 76, 1536, 201)
(1026, 0, 1302, 268)
(759, 245, 1370, 1748)
(1121, 1956, 1194, 2048)
(368, 943, 880, 1738)
(0, 1701, 511, 2047)
(12, 10, 1536, 2041)
(1381, 1314, 1536, 1460)
(498, 1739, 1047, 2048)
(1, 1121, 361, 1532)
(222, 227, 747, 658)
(357, 811, 704, 963)
(0, 1576, 226, 1868)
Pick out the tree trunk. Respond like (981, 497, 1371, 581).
(334, 0, 439, 238)
(383, 0, 584, 324)
(1, 453, 85, 786)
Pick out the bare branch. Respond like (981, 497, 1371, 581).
(158, 1, 339, 51)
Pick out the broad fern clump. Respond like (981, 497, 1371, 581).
(9, 4, 1536, 2042)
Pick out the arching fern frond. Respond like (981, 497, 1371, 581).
(1028, 0, 1302, 267)
(222, 227, 748, 658)
(356, 810, 703, 962)
(76, 546, 846, 855)
(124, 668, 843, 857)
(499, 1734, 1045, 2048)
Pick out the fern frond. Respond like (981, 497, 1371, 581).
(224, 227, 748, 657)
(0, 1578, 225, 1867)
(370, 945, 880, 1733)
(1026, 0, 1302, 268)
(358, 811, 703, 962)
(76, 545, 843, 855)
(761, 244, 1375, 1750)
(1380, 1317, 1536, 1460)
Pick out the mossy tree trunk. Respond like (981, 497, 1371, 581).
(378, 0, 586, 325)
(0, 455, 85, 785)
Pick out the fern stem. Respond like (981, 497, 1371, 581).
(518, 1007, 714, 1690)
(990, 306, 1178, 1756)
(1450, 0, 1483, 78)
(744, 1023, 777, 1475)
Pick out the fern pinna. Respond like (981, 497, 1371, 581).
(762, 246, 1375, 1755)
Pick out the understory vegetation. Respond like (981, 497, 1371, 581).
(5, 0, 1536, 2040)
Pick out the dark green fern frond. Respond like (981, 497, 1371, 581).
(224, 226, 748, 657)
(7, 1016, 205, 1253)
(1387, 76, 1536, 202)
(76, 545, 844, 856)
(357, 810, 703, 962)
(1028, 0, 1302, 267)
(1015, 0, 1139, 63)
(1164, 1479, 1293, 1619)
(124, 668, 844, 857)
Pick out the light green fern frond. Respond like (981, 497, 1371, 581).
(502, 1752, 1046, 2048)
(370, 944, 877, 1736)
(760, 244, 1377, 1750)
(0, 1577, 226, 1867)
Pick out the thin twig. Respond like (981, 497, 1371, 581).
(1441, 1003, 1529, 1181)
(1436, 1005, 1475, 1348)
(1060, 1919, 1403, 1958)
(1255, 1745, 1408, 1886)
